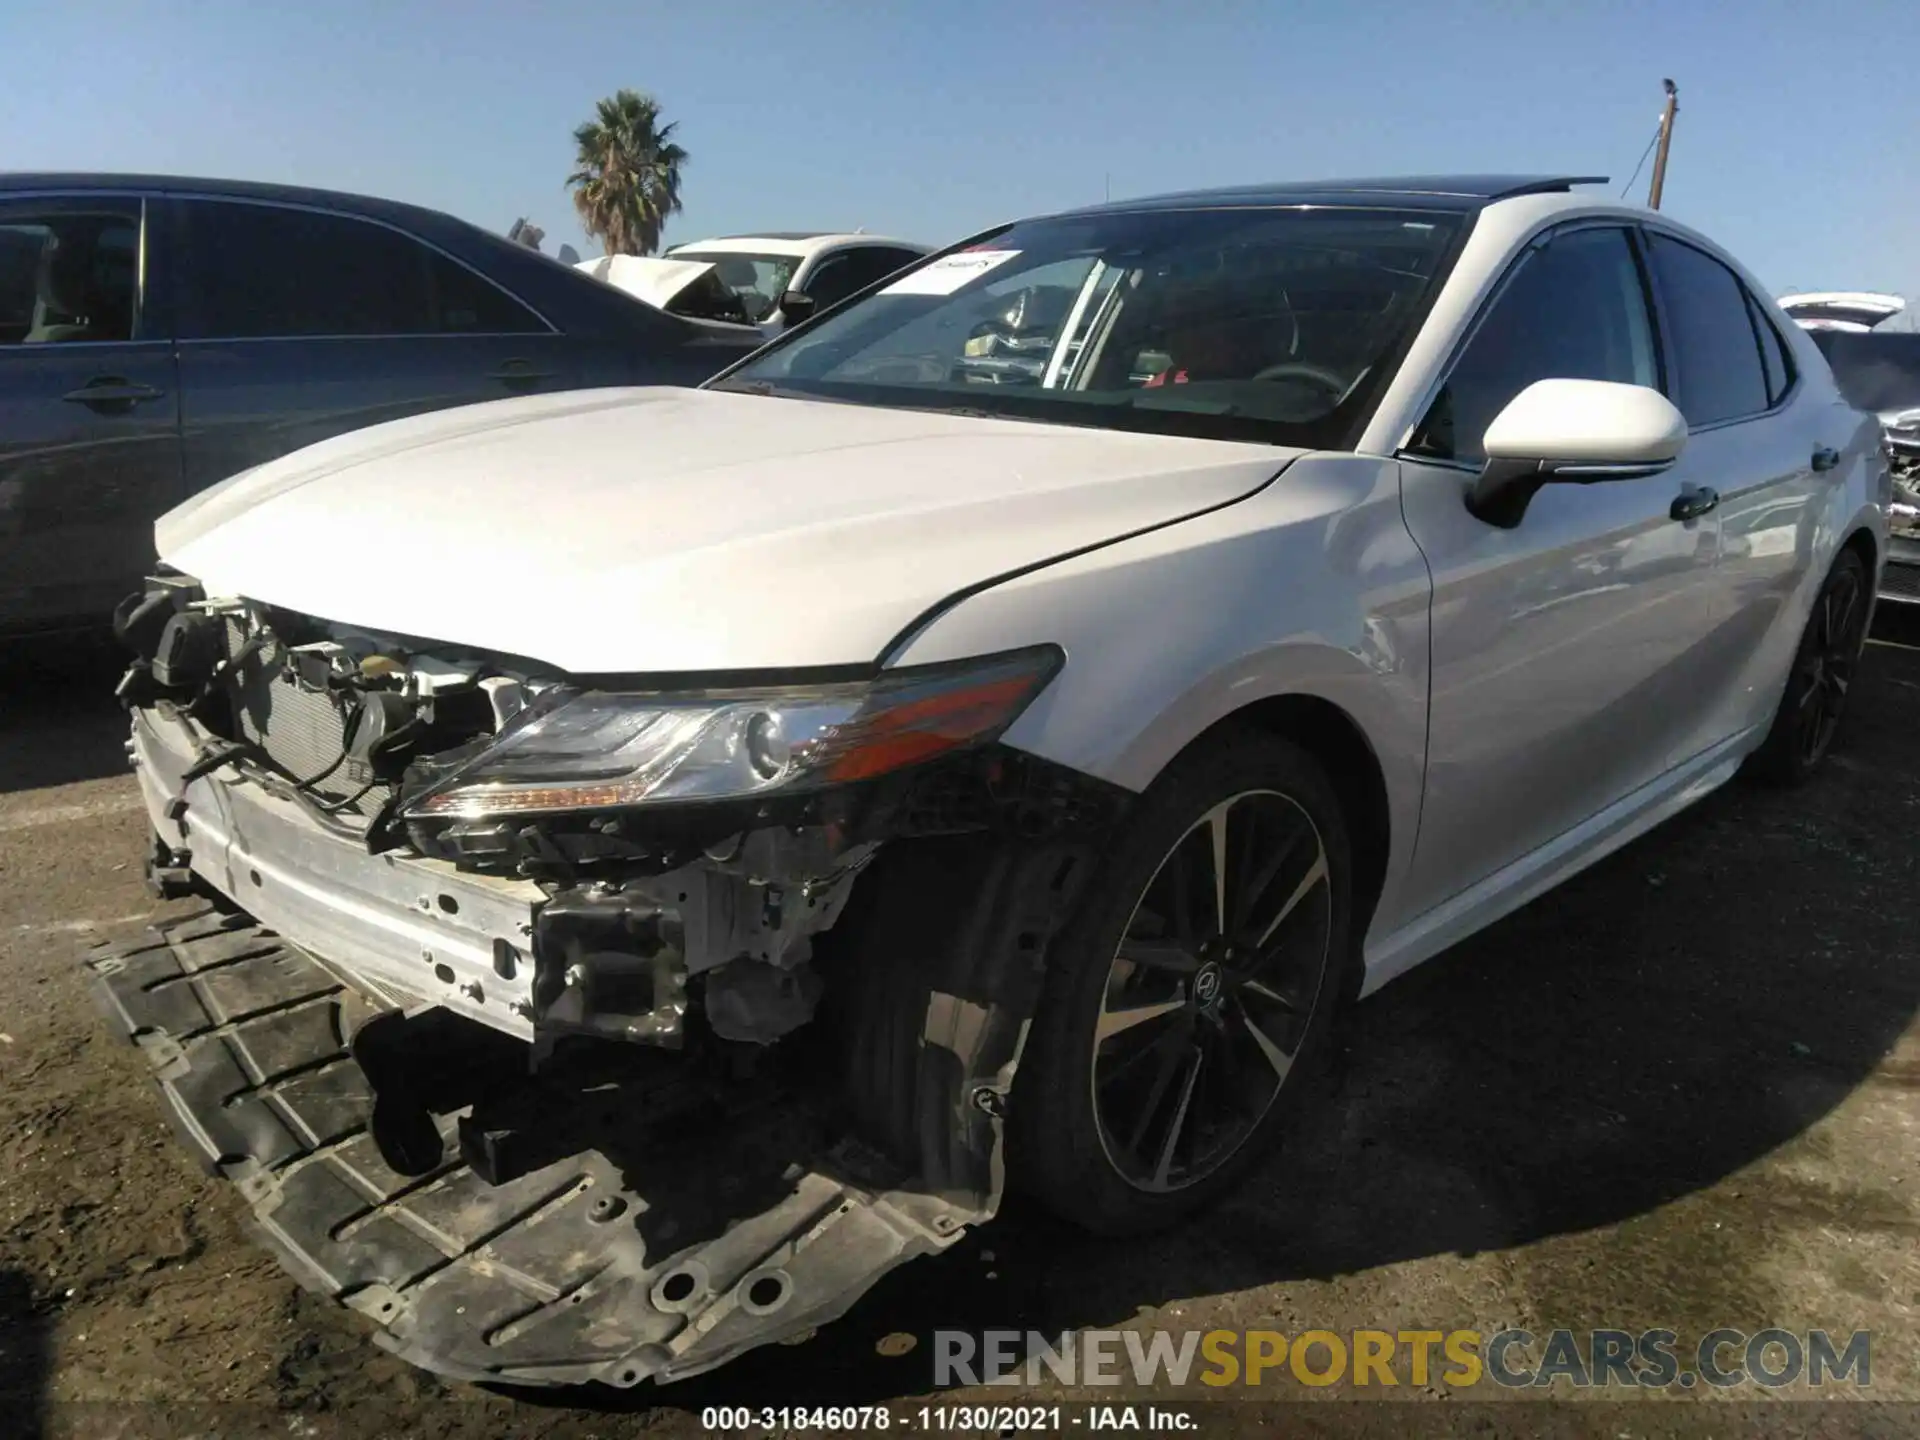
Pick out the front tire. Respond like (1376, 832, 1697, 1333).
(1010, 731, 1355, 1236)
(1747, 548, 1872, 786)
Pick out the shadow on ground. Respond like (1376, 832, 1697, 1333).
(12, 598, 1919, 1425)
(510, 605, 1920, 1415)
(0, 633, 129, 795)
(0, 1271, 50, 1440)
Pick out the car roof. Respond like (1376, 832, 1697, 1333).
(0, 171, 784, 347)
(666, 233, 928, 260)
(0, 171, 481, 235)
(1049, 174, 1611, 219)
(702, 231, 840, 242)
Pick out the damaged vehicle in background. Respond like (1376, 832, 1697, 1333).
(577, 233, 931, 337)
(662, 232, 930, 331)
(1778, 290, 1906, 333)
(96, 174, 1885, 1390)
(573, 253, 766, 334)
(1807, 327, 1920, 602)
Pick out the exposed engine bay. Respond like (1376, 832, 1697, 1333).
(98, 572, 1122, 1387)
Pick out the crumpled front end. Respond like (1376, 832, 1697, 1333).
(1882, 410, 1920, 603)
(93, 573, 1119, 1387)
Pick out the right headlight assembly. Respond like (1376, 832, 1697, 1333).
(401, 645, 1062, 821)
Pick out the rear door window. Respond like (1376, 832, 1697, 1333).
(1644, 233, 1771, 427)
(179, 199, 542, 339)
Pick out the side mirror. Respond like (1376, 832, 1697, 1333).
(777, 290, 817, 325)
(1467, 378, 1688, 528)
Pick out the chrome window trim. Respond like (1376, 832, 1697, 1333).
(0, 187, 153, 199)
(136, 194, 150, 337)
(173, 332, 560, 347)
(170, 192, 558, 338)
(0, 338, 174, 352)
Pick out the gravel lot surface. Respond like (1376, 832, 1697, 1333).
(4, 614, 1918, 1439)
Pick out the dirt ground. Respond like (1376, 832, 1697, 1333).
(3, 612, 1918, 1440)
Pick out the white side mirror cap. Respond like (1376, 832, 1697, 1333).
(1483, 378, 1688, 468)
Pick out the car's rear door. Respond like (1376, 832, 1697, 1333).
(170, 195, 575, 494)
(0, 193, 183, 632)
(1395, 221, 1725, 921)
(1638, 230, 1834, 747)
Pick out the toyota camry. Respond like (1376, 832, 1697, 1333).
(96, 174, 1888, 1388)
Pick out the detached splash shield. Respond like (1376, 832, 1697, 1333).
(82, 835, 1091, 1389)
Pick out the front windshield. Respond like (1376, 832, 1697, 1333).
(667, 250, 802, 323)
(1811, 331, 1920, 415)
(715, 207, 1463, 446)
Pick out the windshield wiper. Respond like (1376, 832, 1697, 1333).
(711, 379, 810, 400)
(1125, 393, 1240, 417)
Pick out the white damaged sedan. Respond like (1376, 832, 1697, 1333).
(99, 174, 1887, 1388)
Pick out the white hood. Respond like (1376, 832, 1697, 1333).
(575, 254, 717, 311)
(158, 388, 1291, 674)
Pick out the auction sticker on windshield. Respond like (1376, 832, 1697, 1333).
(882, 248, 1022, 295)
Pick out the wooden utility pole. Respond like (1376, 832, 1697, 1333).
(1647, 79, 1679, 210)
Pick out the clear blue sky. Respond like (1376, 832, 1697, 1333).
(5, 0, 1916, 307)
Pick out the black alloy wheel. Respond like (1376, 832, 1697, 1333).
(1089, 788, 1333, 1193)
(1012, 732, 1355, 1235)
(1750, 548, 1872, 784)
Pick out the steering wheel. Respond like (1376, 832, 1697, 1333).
(1248, 361, 1349, 398)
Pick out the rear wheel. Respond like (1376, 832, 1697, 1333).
(1748, 548, 1872, 785)
(1010, 732, 1354, 1235)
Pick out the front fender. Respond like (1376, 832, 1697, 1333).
(887, 454, 1434, 943)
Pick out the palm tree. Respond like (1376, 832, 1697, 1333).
(567, 90, 688, 256)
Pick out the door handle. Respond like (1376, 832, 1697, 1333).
(63, 377, 165, 410)
(487, 361, 554, 386)
(1670, 487, 1719, 522)
(1811, 445, 1841, 473)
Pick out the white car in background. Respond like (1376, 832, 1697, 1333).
(571, 253, 763, 335)
(662, 231, 929, 330)
(101, 174, 1886, 1391)
(576, 233, 930, 337)
(1779, 291, 1906, 334)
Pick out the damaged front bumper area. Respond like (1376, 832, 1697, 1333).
(1884, 419, 1920, 603)
(91, 579, 1119, 1388)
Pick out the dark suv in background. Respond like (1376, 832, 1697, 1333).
(0, 174, 765, 637)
